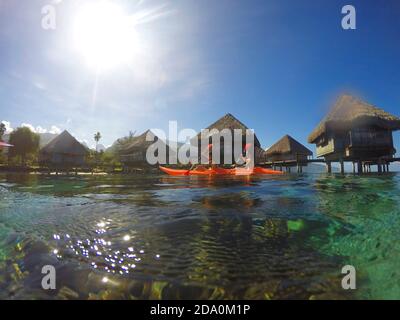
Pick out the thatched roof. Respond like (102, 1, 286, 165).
(120, 130, 152, 153)
(308, 95, 400, 143)
(266, 135, 312, 156)
(40, 130, 87, 155)
(120, 130, 167, 154)
(193, 113, 261, 147)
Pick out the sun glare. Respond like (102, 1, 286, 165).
(72, 2, 136, 71)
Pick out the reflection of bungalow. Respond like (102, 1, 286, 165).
(119, 130, 175, 167)
(192, 113, 266, 165)
(39, 130, 88, 167)
(308, 95, 400, 173)
(265, 135, 312, 172)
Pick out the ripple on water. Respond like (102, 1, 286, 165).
(0, 173, 399, 299)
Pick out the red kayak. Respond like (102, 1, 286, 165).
(159, 166, 283, 176)
(234, 167, 284, 175)
(159, 166, 232, 176)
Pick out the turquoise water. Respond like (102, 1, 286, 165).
(0, 172, 399, 299)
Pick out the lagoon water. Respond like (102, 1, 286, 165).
(0, 172, 400, 299)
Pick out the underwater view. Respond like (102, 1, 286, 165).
(1, 172, 399, 300)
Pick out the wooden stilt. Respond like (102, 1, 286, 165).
(352, 162, 356, 174)
(340, 159, 344, 174)
(357, 161, 362, 174)
(326, 162, 332, 173)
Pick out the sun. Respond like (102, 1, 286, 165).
(72, 2, 136, 71)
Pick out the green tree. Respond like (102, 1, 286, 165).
(0, 122, 6, 140)
(94, 132, 102, 152)
(8, 127, 40, 166)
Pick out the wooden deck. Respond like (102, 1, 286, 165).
(260, 157, 400, 173)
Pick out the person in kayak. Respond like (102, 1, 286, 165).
(190, 144, 215, 171)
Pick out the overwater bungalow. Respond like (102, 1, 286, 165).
(119, 130, 174, 170)
(39, 130, 88, 168)
(192, 113, 266, 165)
(265, 135, 312, 172)
(308, 94, 400, 173)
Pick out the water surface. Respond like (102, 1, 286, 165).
(0, 172, 399, 299)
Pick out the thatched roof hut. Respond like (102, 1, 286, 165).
(39, 130, 88, 166)
(120, 130, 156, 154)
(308, 94, 400, 144)
(192, 113, 265, 164)
(266, 135, 312, 162)
(119, 130, 175, 166)
(308, 94, 400, 168)
(194, 113, 261, 147)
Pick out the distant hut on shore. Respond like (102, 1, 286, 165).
(119, 130, 174, 170)
(39, 130, 88, 168)
(265, 135, 312, 172)
(192, 113, 266, 165)
(0, 141, 13, 148)
(308, 94, 400, 173)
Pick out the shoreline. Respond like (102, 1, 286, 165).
(0, 166, 160, 175)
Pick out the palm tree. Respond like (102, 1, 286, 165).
(94, 132, 102, 152)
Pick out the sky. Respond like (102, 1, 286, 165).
(0, 0, 399, 153)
